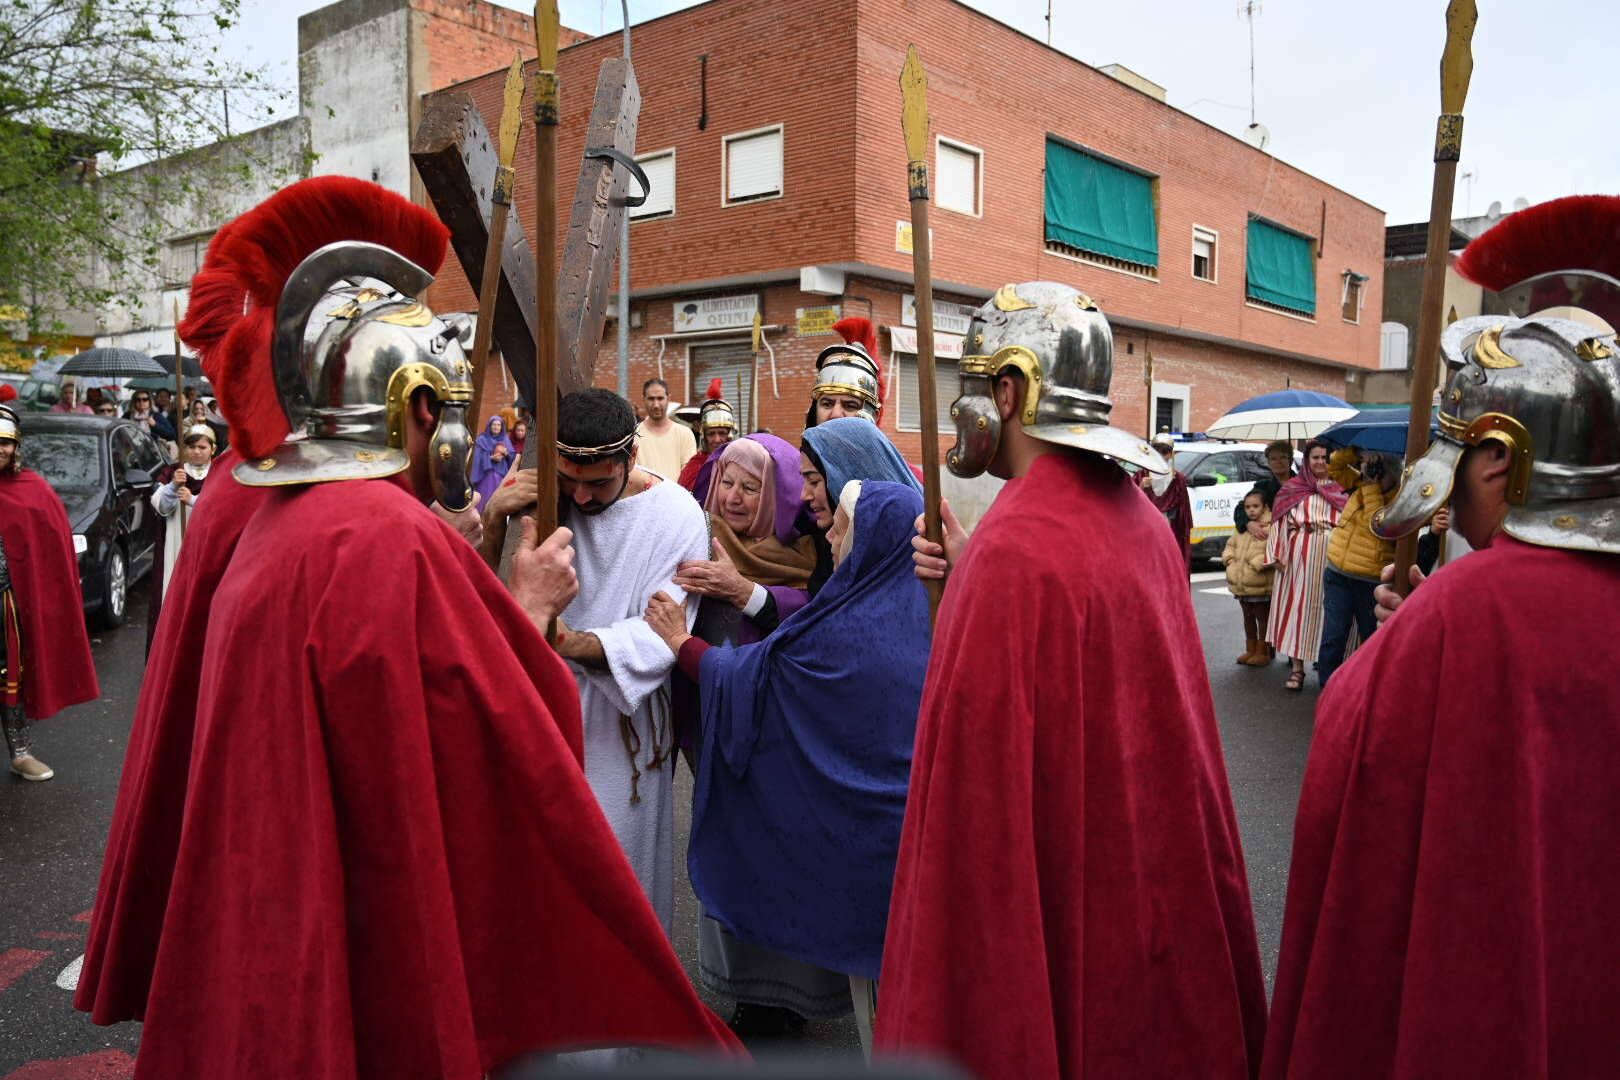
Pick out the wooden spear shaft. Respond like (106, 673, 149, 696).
(533, 2, 560, 640)
(901, 46, 944, 624)
(172, 299, 187, 539)
(1392, 0, 1477, 597)
(468, 54, 527, 438)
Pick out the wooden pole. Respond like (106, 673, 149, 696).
(172, 299, 187, 539)
(900, 46, 944, 624)
(1392, 0, 1477, 597)
(533, 1, 560, 641)
(468, 54, 526, 438)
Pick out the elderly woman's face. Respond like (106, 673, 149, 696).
(826, 504, 851, 566)
(489, 417, 504, 435)
(717, 464, 764, 535)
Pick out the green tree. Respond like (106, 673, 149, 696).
(0, 0, 294, 341)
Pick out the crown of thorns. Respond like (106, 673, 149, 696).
(556, 432, 636, 461)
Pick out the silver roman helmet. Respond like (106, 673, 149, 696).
(1373, 314, 1620, 554)
(233, 241, 477, 511)
(700, 396, 738, 436)
(948, 281, 1166, 478)
(808, 317, 883, 424)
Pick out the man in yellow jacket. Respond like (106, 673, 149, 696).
(1317, 446, 1396, 686)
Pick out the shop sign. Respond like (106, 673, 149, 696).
(888, 325, 965, 359)
(796, 305, 841, 336)
(894, 220, 934, 255)
(901, 294, 975, 335)
(673, 295, 759, 333)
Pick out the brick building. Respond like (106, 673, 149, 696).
(427, 0, 1386, 462)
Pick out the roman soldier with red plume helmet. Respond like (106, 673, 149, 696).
(1265, 195, 1620, 1077)
(678, 377, 739, 496)
(75, 176, 740, 1077)
(806, 316, 884, 427)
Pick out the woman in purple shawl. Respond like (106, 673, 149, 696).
(469, 415, 514, 509)
(647, 481, 930, 1052)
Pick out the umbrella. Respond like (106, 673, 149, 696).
(1317, 406, 1440, 456)
(59, 348, 167, 379)
(1205, 389, 1357, 441)
(151, 353, 205, 379)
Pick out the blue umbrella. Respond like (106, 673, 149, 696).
(1317, 406, 1440, 455)
(1205, 389, 1357, 441)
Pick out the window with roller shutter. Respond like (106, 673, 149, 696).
(936, 138, 981, 217)
(631, 150, 675, 220)
(723, 125, 784, 205)
(688, 342, 756, 431)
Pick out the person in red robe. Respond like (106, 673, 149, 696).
(887, 282, 1266, 1079)
(1263, 197, 1620, 1079)
(0, 404, 100, 781)
(676, 378, 738, 498)
(1140, 431, 1194, 571)
(74, 177, 740, 1078)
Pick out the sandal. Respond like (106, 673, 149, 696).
(1285, 671, 1305, 692)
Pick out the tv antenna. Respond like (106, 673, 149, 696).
(1238, 1, 1262, 126)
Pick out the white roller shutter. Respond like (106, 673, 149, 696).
(936, 141, 979, 215)
(631, 150, 675, 219)
(725, 128, 783, 203)
(689, 342, 755, 431)
(895, 352, 960, 432)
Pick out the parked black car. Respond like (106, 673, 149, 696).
(19, 414, 165, 629)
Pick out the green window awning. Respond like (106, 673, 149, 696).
(1043, 138, 1158, 268)
(1246, 218, 1317, 315)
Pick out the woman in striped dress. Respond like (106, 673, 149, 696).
(1266, 441, 1348, 691)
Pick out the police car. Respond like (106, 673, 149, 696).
(1170, 437, 1280, 563)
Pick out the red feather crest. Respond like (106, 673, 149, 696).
(178, 176, 450, 458)
(1454, 195, 1620, 290)
(706, 377, 724, 402)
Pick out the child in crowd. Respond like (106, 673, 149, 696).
(1223, 488, 1275, 666)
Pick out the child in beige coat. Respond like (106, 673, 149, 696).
(1222, 489, 1275, 666)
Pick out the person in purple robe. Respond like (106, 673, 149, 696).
(1140, 432, 1194, 573)
(470, 415, 515, 510)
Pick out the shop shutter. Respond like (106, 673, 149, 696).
(1043, 138, 1159, 268)
(632, 151, 675, 219)
(726, 128, 783, 203)
(689, 342, 755, 431)
(1246, 217, 1318, 315)
(895, 352, 959, 432)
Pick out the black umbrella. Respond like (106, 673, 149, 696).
(151, 353, 205, 379)
(59, 348, 167, 379)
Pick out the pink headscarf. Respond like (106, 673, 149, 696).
(705, 438, 776, 540)
(1272, 440, 1349, 519)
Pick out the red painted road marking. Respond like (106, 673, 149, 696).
(33, 931, 79, 942)
(70, 910, 93, 924)
(1, 1050, 137, 1079)
(0, 948, 51, 992)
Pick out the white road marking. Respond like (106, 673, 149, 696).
(1201, 586, 1233, 596)
(1189, 571, 1226, 583)
(57, 954, 83, 991)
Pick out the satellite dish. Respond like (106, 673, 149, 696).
(1486, 200, 1503, 220)
(1244, 122, 1271, 151)
(1512, 196, 1530, 212)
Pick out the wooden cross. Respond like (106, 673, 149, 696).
(410, 56, 642, 406)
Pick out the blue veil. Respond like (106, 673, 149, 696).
(688, 481, 931, 979)
(800, 417, 922, 505)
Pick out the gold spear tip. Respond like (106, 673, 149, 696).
(498, 51, 525, 166)
(535, 0, 560, 70)
(900, 45, 930, 164)
(1439, 0, 1478, 115)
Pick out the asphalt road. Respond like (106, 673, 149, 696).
(0, 572, 1320, 1075)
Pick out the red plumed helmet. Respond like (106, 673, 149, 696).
(1455, 195, 1620, 291)
(0, 384, 16, 403)
(824, 316, 885, 407)
(178, 176, 450, 458)
(706, 377, 725, 402)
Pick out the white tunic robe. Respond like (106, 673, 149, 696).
(562, 476, 706, 936)
(151, 463, 210, 593)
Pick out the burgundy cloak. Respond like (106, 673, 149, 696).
(1263, 537, 1620, 1078)
(1145, 469, 1194, 570)
(677, 449, 708, 492)
(877, 451, 1267, 1079)
(76, 465, 739, 1077)
(0, 468, 99, 717)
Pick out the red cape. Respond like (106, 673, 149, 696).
(677, 449, 708, 492)
(77, 463, 739, 1076)
(878, 451, 1266, 1079)
(1263, 537, 1620, 1078)
(0, 468, 99, 718)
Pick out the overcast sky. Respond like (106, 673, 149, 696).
(222, 0, 1616, 224)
